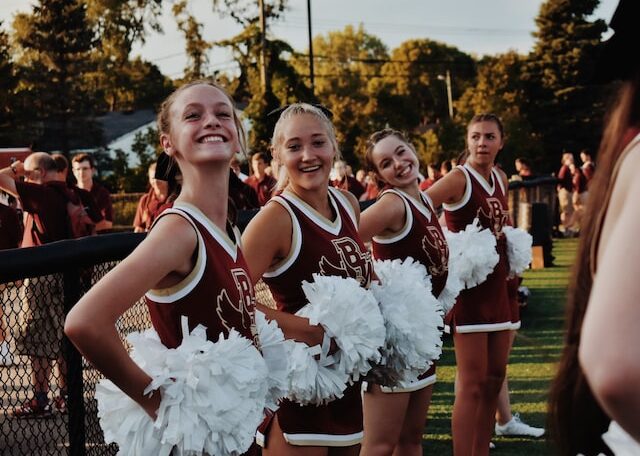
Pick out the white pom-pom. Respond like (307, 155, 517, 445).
(602, 421, 640, 456)
(285, 335, 350, 405)
(370, 258, 444, 386)
(297, 274, 386, 382)
(503, 226, 533, 277)
(95, 380, 170, 455)
(444, 218, 499, 288)
(96, 318, 268, 456)
(255, 310, 289, 411)
(437, 268, 464, 314)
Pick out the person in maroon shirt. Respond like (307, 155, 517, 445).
(331, 159, 365, 200)
(579, 150, 596, 186)
(0, 152, 73, 417)
(419, 163, 441, 191)
(0, 192, 22, 365)
(72, 153, 113, 232)
(133, 162, 170, 232)
(244, 152, 277, 206)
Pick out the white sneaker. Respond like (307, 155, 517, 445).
(495, 413, 544, 437)
(0, 341, 12, 366)
(489, 441, 496, 450)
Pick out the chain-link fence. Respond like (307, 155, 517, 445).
(0, 229, 278, 456)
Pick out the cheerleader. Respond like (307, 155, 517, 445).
(358, 129, 448, 456)
(64, 80, 262, 453)
(242, 103, 372, 456)
(427, 114, 513, 455)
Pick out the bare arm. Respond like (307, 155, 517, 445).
(64, 214, 197, 418)
(359, 192, 406, 243)
(241, 202, 325, 346)
(426, 168, 467, 208)
(579, 149, 640, 441)
(0, 161, 22, 197)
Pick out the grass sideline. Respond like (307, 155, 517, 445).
(422, 238, 578, 455)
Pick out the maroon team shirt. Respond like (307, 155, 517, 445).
(372, 189, 449, 297)
(259, 187, 371, 445)
(244, 174, 277, 206)
(16, 181, 72, 247)
(0, 203, 22, 250)
(145, 203, 257, 348)
(90, 182, 113, 223)
(443, 164, 512, 332)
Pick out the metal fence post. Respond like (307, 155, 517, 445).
(63, 268, 87, 456)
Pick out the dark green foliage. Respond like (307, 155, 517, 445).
(523, 0, 608, 171)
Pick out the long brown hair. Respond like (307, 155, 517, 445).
(548, 70, 640, 456)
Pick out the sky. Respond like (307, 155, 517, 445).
(0, 0, 620, 79)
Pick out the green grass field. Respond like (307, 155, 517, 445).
(422, 238, 578, 455)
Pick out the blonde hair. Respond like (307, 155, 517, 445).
(157, 79, 248, 157)
(271, 103, 341, 191)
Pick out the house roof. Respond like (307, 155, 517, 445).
(96, 109, 157, 144)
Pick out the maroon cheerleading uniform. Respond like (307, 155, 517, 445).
(257, 187, 372, 447)
(370, 189, 449, 392)
(144, 203, 258, 349)
(443, 164, 512, 333)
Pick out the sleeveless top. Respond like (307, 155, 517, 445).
(263, 187, 373, 312)
(591, 128, 640, 277)
(145, 202, 258, 349)
(371, 189, 449, 297)
(443, 164, 512, 332)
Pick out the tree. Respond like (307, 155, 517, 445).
(216, 24, 312, 152)
(0, 22, 22, 146)
(12, 0, 99, 153)
(173, 1, 211, 80)
(523, 0, 607, 171)
(292, 25, 390, 166)
(456, 52, 540, 174)
(85, 0, 164, 112)
(211, 0, 287, 27)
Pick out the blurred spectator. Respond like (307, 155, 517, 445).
(228, 169, 259, 224)
(580, 150, 596, 186)
(419, 163, 441, 190)
(331, 159, 364, 199)
(568, 162, 588, 233)
(440, 159, 453, 177)
(72, 153, 113, 232)
(0, 191, 21, 366)
(557, 152, 575, 234)
(0, 152, 72, 417)
(51, 153, 102, 228)
(514, 157, 536, 180)
(355, 169, 367, 186)
(230, 155, 248, 181)
(133, 162, 170, 233)
(244, 152, 276, 206)
(360, 171, 381, 201)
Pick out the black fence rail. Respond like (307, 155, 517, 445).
(0, 181, 555, 455)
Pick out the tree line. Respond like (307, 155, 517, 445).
(0, 0, 613, 192)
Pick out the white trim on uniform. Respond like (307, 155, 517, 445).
(454, 321, 513, 334)
(283, 431, 364, 447)
(174, 202, 239, 261)
(492, 167, 507, 195)
(256, 430, 364, 448)
(361, 372, 437, 394)
(464, 162, 496, 195)
(329, 186, 358, 228)
(145, 208, 207, 303)
(510, 321, 522, 330)
(263, 196, 303, 278)
(282, 190, 343, 236)
(442, 165, 472, 212)
(372, 189, 413, 244)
